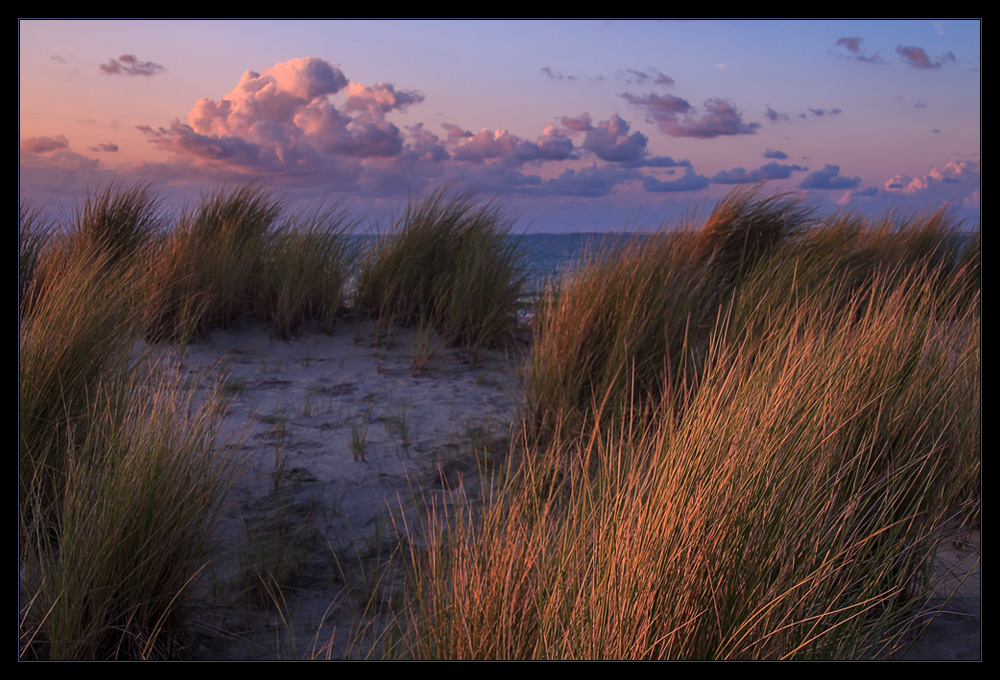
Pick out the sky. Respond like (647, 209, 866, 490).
(19, 19, 981, 233)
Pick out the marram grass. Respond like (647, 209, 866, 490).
(394, 195, 980, 661)
(18, 183, 978, 659)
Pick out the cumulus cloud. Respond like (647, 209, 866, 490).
(883, 160, 978, 195)
(140, 57, 426, 177)
(711, 161, 805, 185)
(21, 135, 70, 154)
(450, 124, 576, 166)
(88, 142, 119, 153)
(799, 164, 861, 190)
(835, 37, 880, 63)
(623, 92, 760, 138)
(100, 54, 165, 76)
(764, 148, 787, 159)
(581, 114, 649, 162)
(896, 45, 956, 69)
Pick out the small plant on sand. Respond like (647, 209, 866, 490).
(410, 314, 437, 376)
(351, 424, 369, 462)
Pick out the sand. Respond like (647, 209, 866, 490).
(154, 318, 523, 659)
(148, 319, 979, 660)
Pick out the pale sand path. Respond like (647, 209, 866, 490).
(154, 319, 524, 659)
(148, 320, 979, 660)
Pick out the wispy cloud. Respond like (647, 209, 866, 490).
(100, 54, 165, 77)
(541, 66, 578, 81)
(616, 67, 674, 86)
(765, 105, 790, 123)
(802, 107, 842, 118)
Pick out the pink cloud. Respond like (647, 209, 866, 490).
(21, 134, 69, 154)
(896, 46, 956, 70)
(100, 54, 165, 76)
(141, 57, 425, 173)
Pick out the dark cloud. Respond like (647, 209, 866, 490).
(914, 102, 927, 108)
(100, 54, 165, 77)
(642, 168, 710, 193)
(764, 148, 787, 159)
(804, 107, 842, 117)
(581, 114, 649, 162)
(88, 142, 119, 153)
(21, 135, 70, 154)
(799, 164, 861, 190)
(765, 105, 790, 123)
(539, 165, 640, 197)
(711, 161, 805, 185)
(835, 37, 880, 63)
(623, 92, 760, 138)
(635, 155, 692, 169)
(896, 46, 956, 70)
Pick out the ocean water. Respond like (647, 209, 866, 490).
(514, 233, 652, 294)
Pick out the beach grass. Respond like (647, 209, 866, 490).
(356, 187, 526, 352)
(18, 197, 235, 658)
(17, 183, 979, 659)
(393, 194, 980, 660)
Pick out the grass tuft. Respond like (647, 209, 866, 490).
(356, 187, 525, 352)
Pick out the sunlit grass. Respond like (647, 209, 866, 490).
(17, 183, 979, 659)
(395, 194, 980, 660)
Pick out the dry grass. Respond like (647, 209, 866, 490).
(356, 187, 525, 352)
(394, 192, 980, 660)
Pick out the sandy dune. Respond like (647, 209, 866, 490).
(149, 319, 978, 660)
